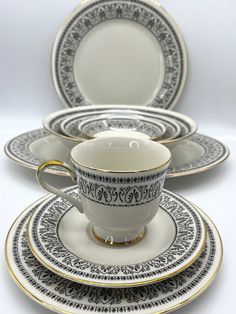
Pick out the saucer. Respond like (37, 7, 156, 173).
(5, 188, 223, 313)
(52, 0, 187, 109)
(4, 129, 229, 178)
(43, 105, 197, 145)
(27, 188, 206, 287)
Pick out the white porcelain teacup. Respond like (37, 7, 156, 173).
(37, 136, 171, 245)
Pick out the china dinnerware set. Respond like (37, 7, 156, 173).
(5, 0, 229, 313)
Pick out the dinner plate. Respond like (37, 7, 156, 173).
(52, 0, 187, 109)
(4, 129, 229, 178)
(27, 188, 206, 287)
(5, 188, 223, 313)
(43, 106, 197, 145)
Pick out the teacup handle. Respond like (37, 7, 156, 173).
(36, 160, 84, 214)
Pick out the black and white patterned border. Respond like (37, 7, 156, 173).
(5, 129, 229, 177)
(9, 199, 217, 313)
(53, 0, 185, 109)
(48, 107, 193, 138)
(29, 189, 203, 283)
(63, 114, 179, 140)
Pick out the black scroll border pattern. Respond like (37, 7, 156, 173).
(77, 176, 166, 207)
(168, 133, 227, 173)
(6, 129, 227, 175)
(11, 208, 216, 312)
(49, 108, 191, 137)
(30, 189, 203, 281)
(68, 118, 164, 138)
(76, 168, 167, 184)
(54, 0, 185, 109)
(64, 115, 178, 139)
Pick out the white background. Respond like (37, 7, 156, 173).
(0, 0, 235, 313)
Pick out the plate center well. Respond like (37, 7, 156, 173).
(74, 19, 165, 105)
(58, 207, 175, 265)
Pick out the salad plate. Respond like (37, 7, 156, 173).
(5, 187, 223, 313)
(52, 0, 187, 109)
(4, 129, 229, 178)
(43, 106, 197, 145)
(27, 189, 206, 287)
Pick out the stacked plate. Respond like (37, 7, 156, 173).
(4, 0, 229, 312)
(6, 186, 223, 313)
(4, 0, 229, 179)
(5, 105, 229, 178)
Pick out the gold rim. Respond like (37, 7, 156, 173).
(5, 196, 223, 314)
(92, 226, 146, 247)
(26, 196, 207, 287)
(71, 153, 171, 174)
(168, 144, 230, 178)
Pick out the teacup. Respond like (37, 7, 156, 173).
(37, 136, 171, 245)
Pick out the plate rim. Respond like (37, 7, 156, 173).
(4, 129, 230, 178)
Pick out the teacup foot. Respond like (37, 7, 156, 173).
(92, 225, 146, 247)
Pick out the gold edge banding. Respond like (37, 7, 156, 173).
(5, 198, 223, 313)
(154, 203, 224, 314)
(4, 196, 70, 314)
(70, 154, 171, 174)
(167, 146, 230, 178)
(92, 227, 146, 247)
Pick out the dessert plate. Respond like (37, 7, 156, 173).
(5, 188, 223, 314)
(43, 105, 197, 145)
(52, 0, 187, 109)
(27, 189, 206, 287)
(4, 129, 229, 178)
(61, 113, 180, 141)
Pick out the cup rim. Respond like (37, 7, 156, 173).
(70, 136, 172, 173)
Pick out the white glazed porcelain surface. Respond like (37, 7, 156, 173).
(74, 19, 165, 106)
(61, 112, 181, 142)
(4, 129, 229, 178)
(52, 0, 187, 109)
(27, 188, 206, 286)
(71, 136, 171, 171)
(62, 114, 167, 140)
(5, 188, 222, 313)
(59, 207, 175, 265)
(43, 105, 197, 145)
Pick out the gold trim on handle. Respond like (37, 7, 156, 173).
(37, 160, 77, 181)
